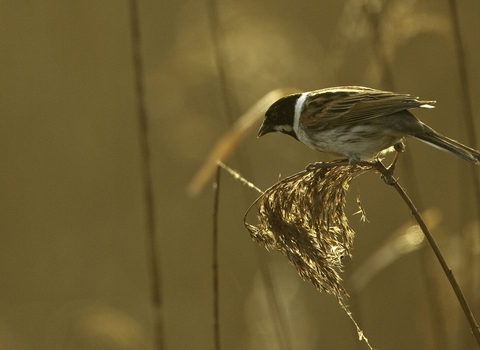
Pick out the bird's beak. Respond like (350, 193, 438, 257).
(257, 122, 273, 138)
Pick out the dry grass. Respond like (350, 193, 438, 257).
(243, 161, 376, 348)
(244, 161, 373, 297)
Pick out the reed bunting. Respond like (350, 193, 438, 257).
(258, 86, 480, 166)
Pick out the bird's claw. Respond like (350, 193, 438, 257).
(381, 164, 397, 185)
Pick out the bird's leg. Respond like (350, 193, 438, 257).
(382, 142, 405, 185)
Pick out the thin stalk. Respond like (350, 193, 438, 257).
(205, 0, 234, 124)
(213, 165, 221, 350)
(448, 0, 480, 325)
(128, 1, 164, 348)
(448, 0, 479, 151)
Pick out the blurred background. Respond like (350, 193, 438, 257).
(0, 0, 479, 349)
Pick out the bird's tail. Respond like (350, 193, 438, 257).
(413, 124, 480, 164)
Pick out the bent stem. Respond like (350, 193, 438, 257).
(371, 161, 480, 346)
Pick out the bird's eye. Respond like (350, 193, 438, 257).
(270, 111, 278, 121)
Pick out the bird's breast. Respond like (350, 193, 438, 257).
(295, 123, 403, 161)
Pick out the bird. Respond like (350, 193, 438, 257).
(258, 86, 480, 169)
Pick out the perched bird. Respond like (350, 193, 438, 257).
(258, 86, 480, 167)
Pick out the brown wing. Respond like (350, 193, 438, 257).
(300, 86, 436, 130)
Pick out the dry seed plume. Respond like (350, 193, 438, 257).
(244, 160, 373, 297)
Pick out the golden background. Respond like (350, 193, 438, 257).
(0, 1, 479, 349)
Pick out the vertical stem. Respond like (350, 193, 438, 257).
(447, 0, 480, 321)
(213, 165, 221, 350)
(205, 0, 234, 124)
(447, 0, 478, 151)
(364, 2, 395, 91)
(129, 1, 164, 348)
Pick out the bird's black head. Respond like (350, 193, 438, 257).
(258, 93, 300, 140)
